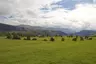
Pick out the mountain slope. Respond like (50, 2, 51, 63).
(0, 23, 67, 36)
(75, 30, 96, 36)
(0, 23, 23, 31)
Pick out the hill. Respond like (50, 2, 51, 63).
(0, 23, 23, 31)
(0, 23, 67, 36)
(75, 30, 96, 36)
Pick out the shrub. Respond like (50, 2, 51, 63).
(72, 38, 77, 41)
(43, 39, 48, 41)
(85, 36, 89, 40)
(24, 36, 31, 40)
(26, 36, 31, 40)
(61, 38, 65, 41)
(50, 37, 55, 41)
(12, 34, 21, 40)
(24, 38, 27, 40)
(76, 35, 78, 38)
(32, 38, 37, 40)
(88, 38, 92, 40)
(6, 33, 13, 39)
(80, 37, 84, 41)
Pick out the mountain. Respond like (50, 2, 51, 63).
(18, 25, 68, 36)
(1, 23, 96, 36)
(0, 23, 67, 36)
(75, 30, 96, 36)
(39, 27, 75, 34)
(18, 25, 43, 31)
(0, 23, 24, 31)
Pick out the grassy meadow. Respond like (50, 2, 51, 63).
(0, 36, 96, 64)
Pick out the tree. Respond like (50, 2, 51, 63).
(50, 37, 55, 41)
(32, 38, 37, 40)
(6, 33, 13, 39)
(61, 38, 65, 41)
(43, 39, 48, 41)
(88, 37, 92, 40)
(80, 37, 84, 41)
(72, 38, 77, 41)
(26, 36, 31, 40)
(12, 33, 21, 40)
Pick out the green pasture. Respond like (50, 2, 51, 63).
(0, 37, 96, 64)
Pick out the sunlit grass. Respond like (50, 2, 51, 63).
(0, 37, 96, 64)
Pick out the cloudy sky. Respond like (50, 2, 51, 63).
(0, 0, 96, 31)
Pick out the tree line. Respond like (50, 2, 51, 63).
(5, 32, 94, 42)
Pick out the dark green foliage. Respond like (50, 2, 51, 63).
(24, 38, 27, 40)
(72, 38, 77, 41)
(84, 36, 92, 40)
(50, 37, 55, 41)
(6, 33, 13, 39)
(26, 36, 31, 40)
(12, 35, 21, 40)
(32, 38, 37, 40)
(0, 32, 7, 36)
(38, 35, 45, 38)
(24, 36, 31, 40)
(43, 39, 48, 41)
(12, 33, 21, 40)
(5, 31, 95, 42)
(88, 38, 92, 40)
(85, 36, 89, 40)
(80, 37, 84, 41)
(69, 34, 74, 38)
(76, 35, 78, 38)
(6, 32, 21, 40)
(61, 38, 65, 41)
(55, 34, 58, 37)
(67, 34, 74, 38)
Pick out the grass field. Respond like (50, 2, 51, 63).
(0, 37, 96, 64)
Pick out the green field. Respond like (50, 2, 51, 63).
(0, 37, 96, 64)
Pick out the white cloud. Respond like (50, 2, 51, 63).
(67, 4, 96, 30)
(0, 0, 96, 31)
(40, 4, 96, 31)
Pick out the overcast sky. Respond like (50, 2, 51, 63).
(0, 0, 96, 31)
